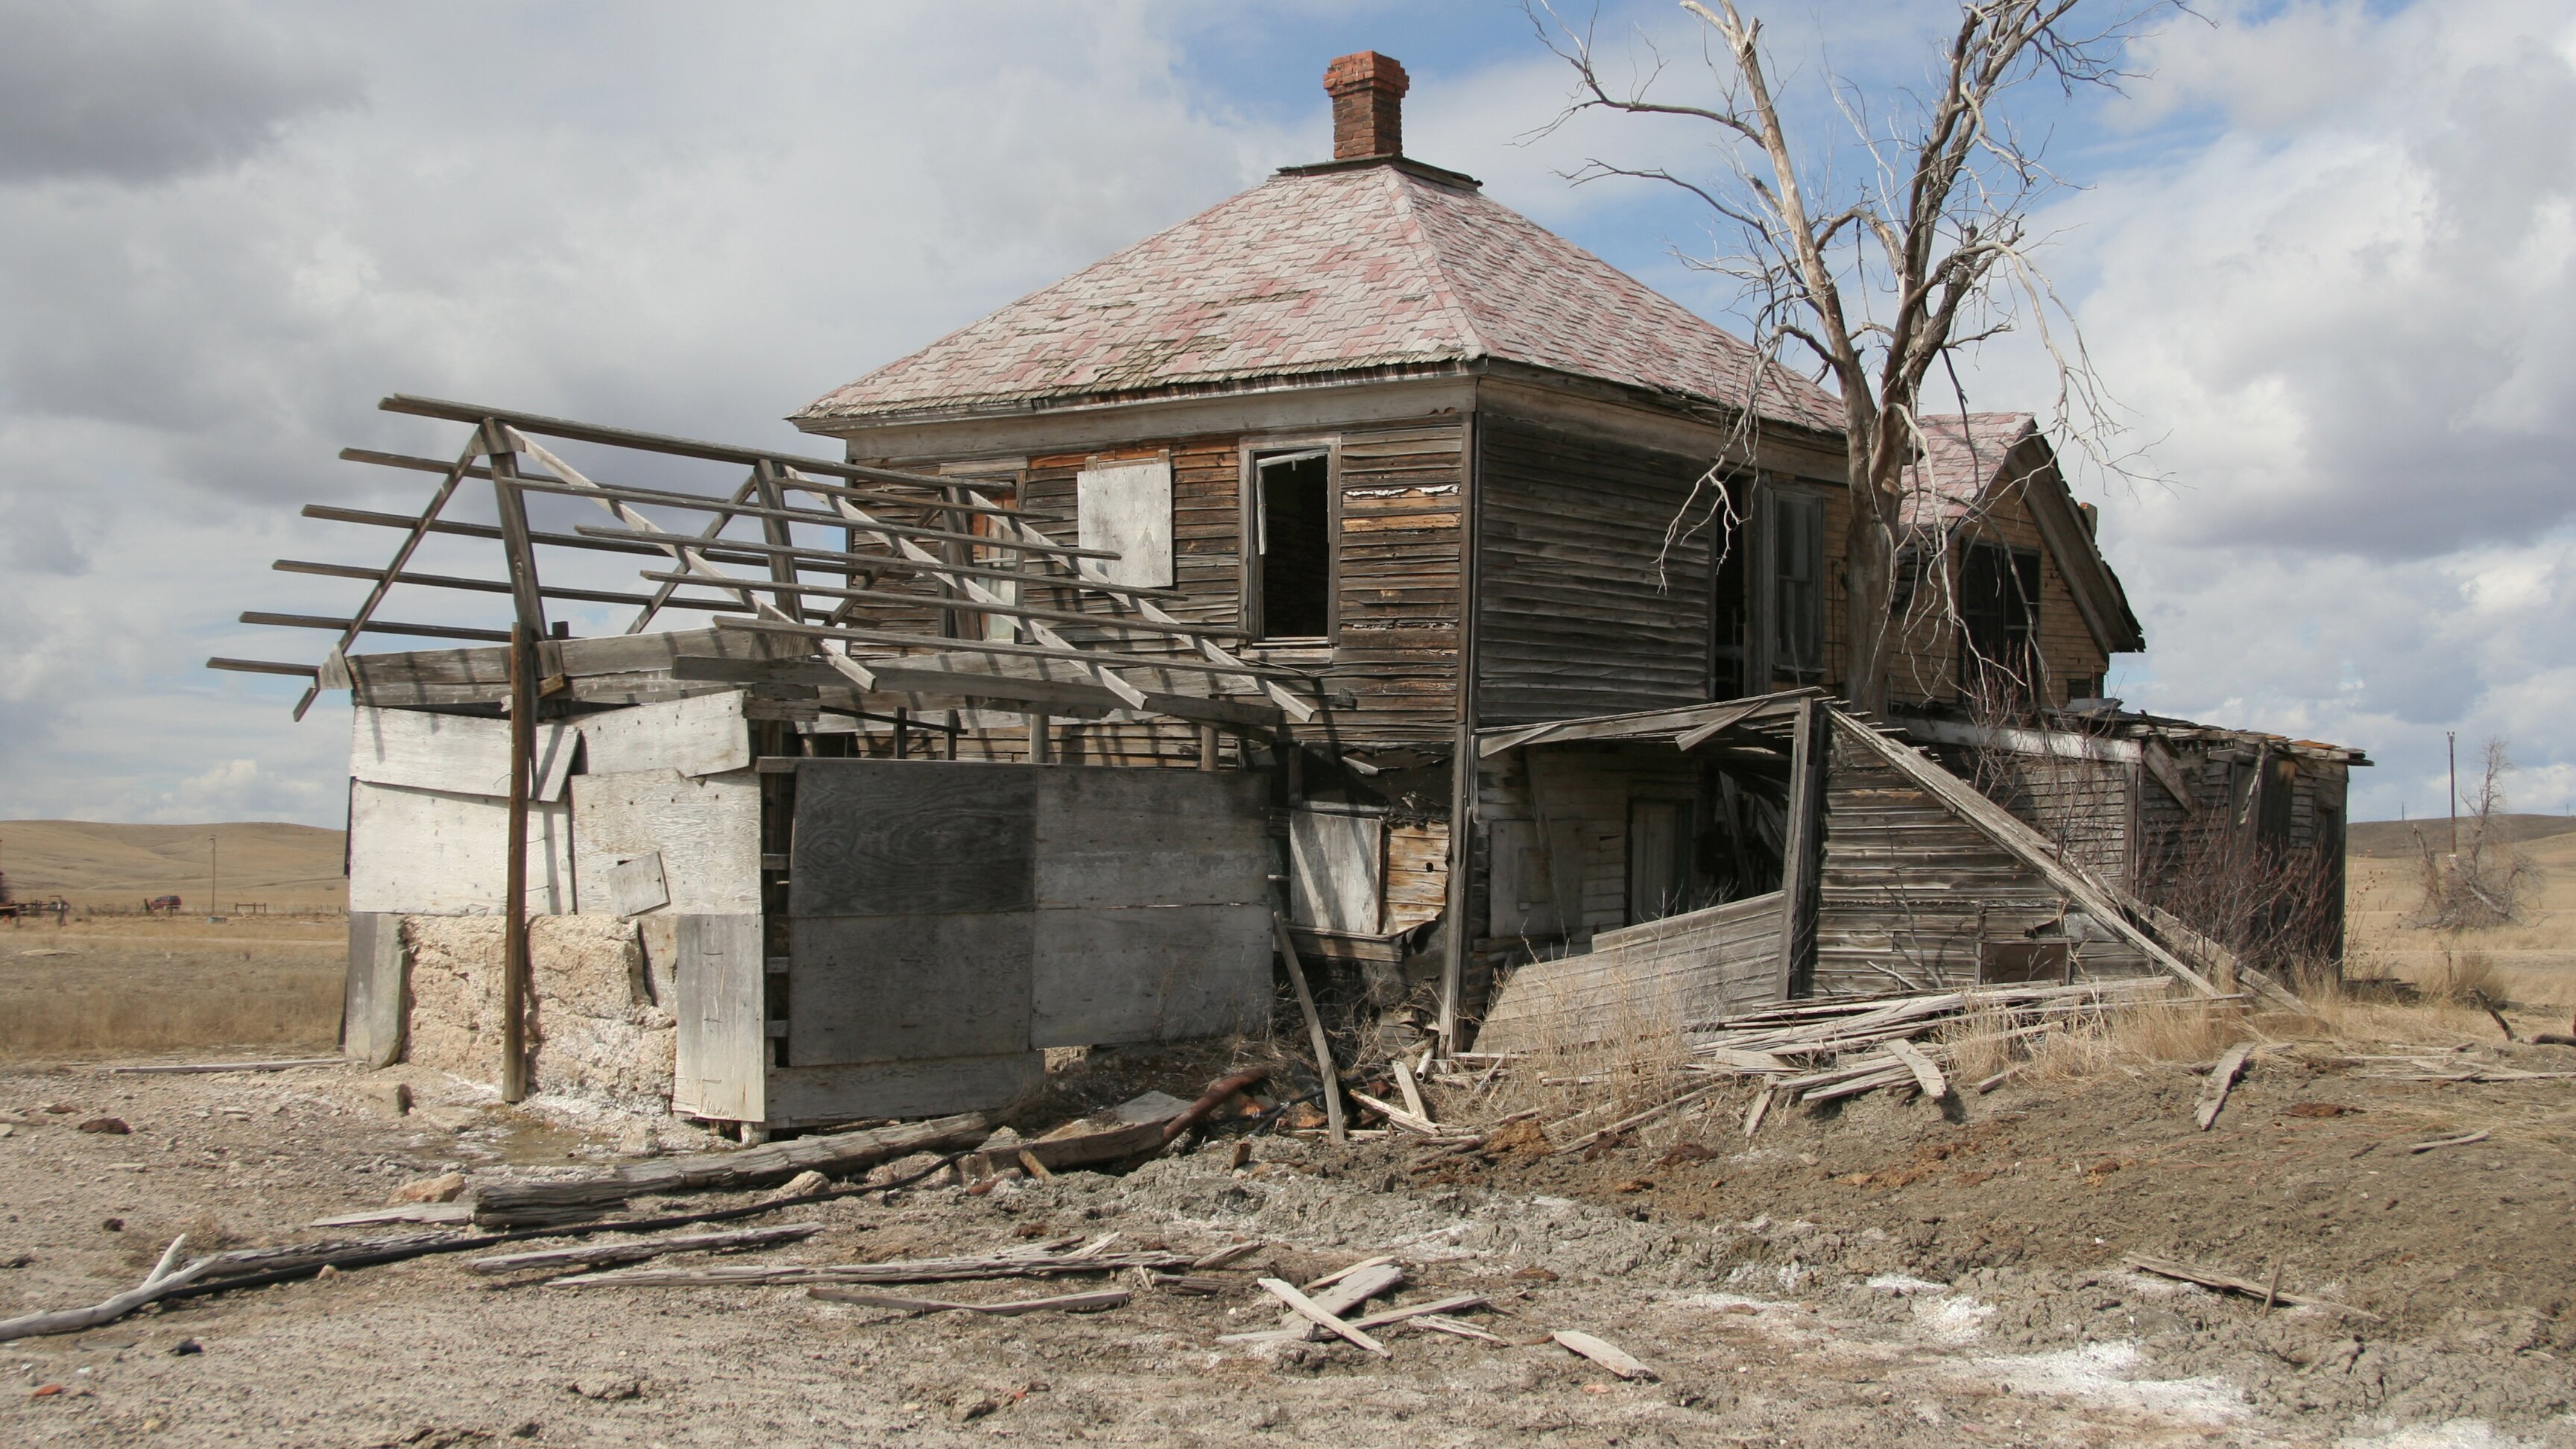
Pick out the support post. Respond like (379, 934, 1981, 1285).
(1272, 911, 1346, 1144)
(501, 623, 535, 1102)
(1026, 713, 1050, 765)
(1436, 412, 1481, 1057)
(1199, 723, 1219, 771)
(1774, 697, 1826, 999)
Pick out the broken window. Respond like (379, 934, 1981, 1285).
(1076, 457, 1174, 589)
(1959, 541, 2040, 697)
(1251, 449, 1332, 640)
(1752, 484, 1825, 683)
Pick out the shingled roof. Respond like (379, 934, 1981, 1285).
(792, 161, 1842, 434)
(1901, 412, 2040, 528)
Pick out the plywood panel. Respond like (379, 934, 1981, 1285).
(672, 913, 764, 1121)
(577, 691, 751, 777)
(1477, 891, 1784, 1053)
(1032, 767, 1268, 909)
(349, 705, 575, 802)
(571, 768, 762, 916)
(766, 1053, 1045, 1126)
(791, 762, 1036, 917)
(1078, 459, 1175, 589)
(1029, 903, 1272, 1046)
(788, 912, 1034, 1065)
(347, 781, 573, 915)
(1288, 809, 1383, 933)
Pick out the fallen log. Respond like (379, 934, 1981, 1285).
(465, 1222, 821, 1276)
(473, 1111, 993, 1225)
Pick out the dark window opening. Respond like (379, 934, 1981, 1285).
(1254, 451, 1331, 640)
(1627, 798, 1697, 926)
(1711, 481, 1749, 699)
(1767, 490, 1825, 679)
(1889, 546, 1931, 619)
(1959, 542, 2040, 696)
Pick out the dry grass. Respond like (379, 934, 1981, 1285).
(0, 919, 342, 1061)
(1480, 973, 1697, 1134)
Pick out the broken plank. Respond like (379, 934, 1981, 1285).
(1552, 1329, 1655, 1379)
(473, 1111, 993, 1223)
(2408, 1129, 2492, 1154)
(2196, 1042, 2255, 1131)
(1345, 1294, 1490, 1331)
(1348, 1090, 1439, 1135)
(104, 1057, 347, 1076)
(1256, 1278, 1390, 1357)
(464, 1222, 821, 1276)
(809, 1287, 1128, 1316)
(1390, 1057, 1433, 1124)
(1882, 1039, 1949, 1099)
(546, 1249, 1193, 1289)
(1413, 1313, 1509, 1343)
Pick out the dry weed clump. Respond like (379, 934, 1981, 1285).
(2426, 947, 2501, 1004)
(1480, 972, 1695, 1132)
(2410, 738, 2536, 931)
(1936, 989, 2251, 1085)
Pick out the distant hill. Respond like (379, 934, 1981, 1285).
(2347, 813, 2576, 860)
(0, 821, 347, 912)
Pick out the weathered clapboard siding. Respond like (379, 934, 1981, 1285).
(1472, 742, 1717, 956)
(1474, 417, 1715, 724)
(1475, 891, 1785, 1054)
(347, 780, 574, 915)
(1814, 724, 2150, 997)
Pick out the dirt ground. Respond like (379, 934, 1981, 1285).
(4, 1001, 2573, 1449)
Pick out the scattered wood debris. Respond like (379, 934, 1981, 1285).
(465, 1222, 821, 1277)
(810, 1287, 1128, 1317)
(472, 1111, 993, 1225)
(1255, 1277, 1390, 1357)
(2197, 1042, 2257, 1131)
(2408, 1129, 2492, 1154)
(2124, 1254, 2381, 1321)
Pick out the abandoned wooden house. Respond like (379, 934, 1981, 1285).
(211, 51, 2361, 1134)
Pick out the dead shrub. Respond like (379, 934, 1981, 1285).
(1480, 967, 1694, 1137)
(2409, 738, 2536, 931)
(2427, 947, 2501, 1005)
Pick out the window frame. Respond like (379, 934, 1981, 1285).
(1237, 435, 1342, 645)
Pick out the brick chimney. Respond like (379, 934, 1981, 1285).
(1325, 51, 1409, 161)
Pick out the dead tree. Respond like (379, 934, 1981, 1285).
(2411, 737, 2531, 931)
(1534, 0, 2171, 713)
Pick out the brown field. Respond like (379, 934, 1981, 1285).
(0, 916, 344, 1062)
(0, 819, 347, 914)
(2346, 814, 2576, 1013)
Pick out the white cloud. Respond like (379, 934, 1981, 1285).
(0, 1, 1301, 827)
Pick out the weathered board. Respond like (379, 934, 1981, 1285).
(672, 913, 765, 1122)
(342, 911, 405, 1068)
(1476, 891, 1785, 1054)
(571, 768, 762, 917)
(788, 913, 1035, 1064)
(781, 762, 1270, 1104)
(1288, 808, 1383, 934)
(607, 852, 670, 918)
(577, 691, 752, 778)
(348, 705, 575, 801)
(347, 780, 574, 915)
(765, 1054, 1046, 1127)
(1030, 903, 1273, 1044)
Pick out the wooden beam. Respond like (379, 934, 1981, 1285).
(290, 434, 484, 722)
(241, 612, 511, 644)
(500, 623, 534, 1104)
(1773, 696, 1825, 999)
(483, 423, 550, 640)
(629, 475, 760, 634)
(206, 657, 321, 678)
(710, 617, 1316, 684)
(271, 560, 685, 609)
(502, 473, 1111, 560)
(631, 569, 1246, 640)
(343, 444, 1037, 523)
(579, 523, 1173, 596)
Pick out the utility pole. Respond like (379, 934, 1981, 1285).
(208, 834, 220, 924)
(2447, 731, 2459, 859)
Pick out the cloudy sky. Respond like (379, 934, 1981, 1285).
(0, 0, 2568, 828)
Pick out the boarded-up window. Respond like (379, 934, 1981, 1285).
(1288, 806, 1382, 934)
(1077, 458, 1173, 589)
(1252, 450, 1331, 639)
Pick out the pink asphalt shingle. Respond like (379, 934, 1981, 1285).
(794, 163, 1842, 432)
(1901, 411, 2039, 528)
